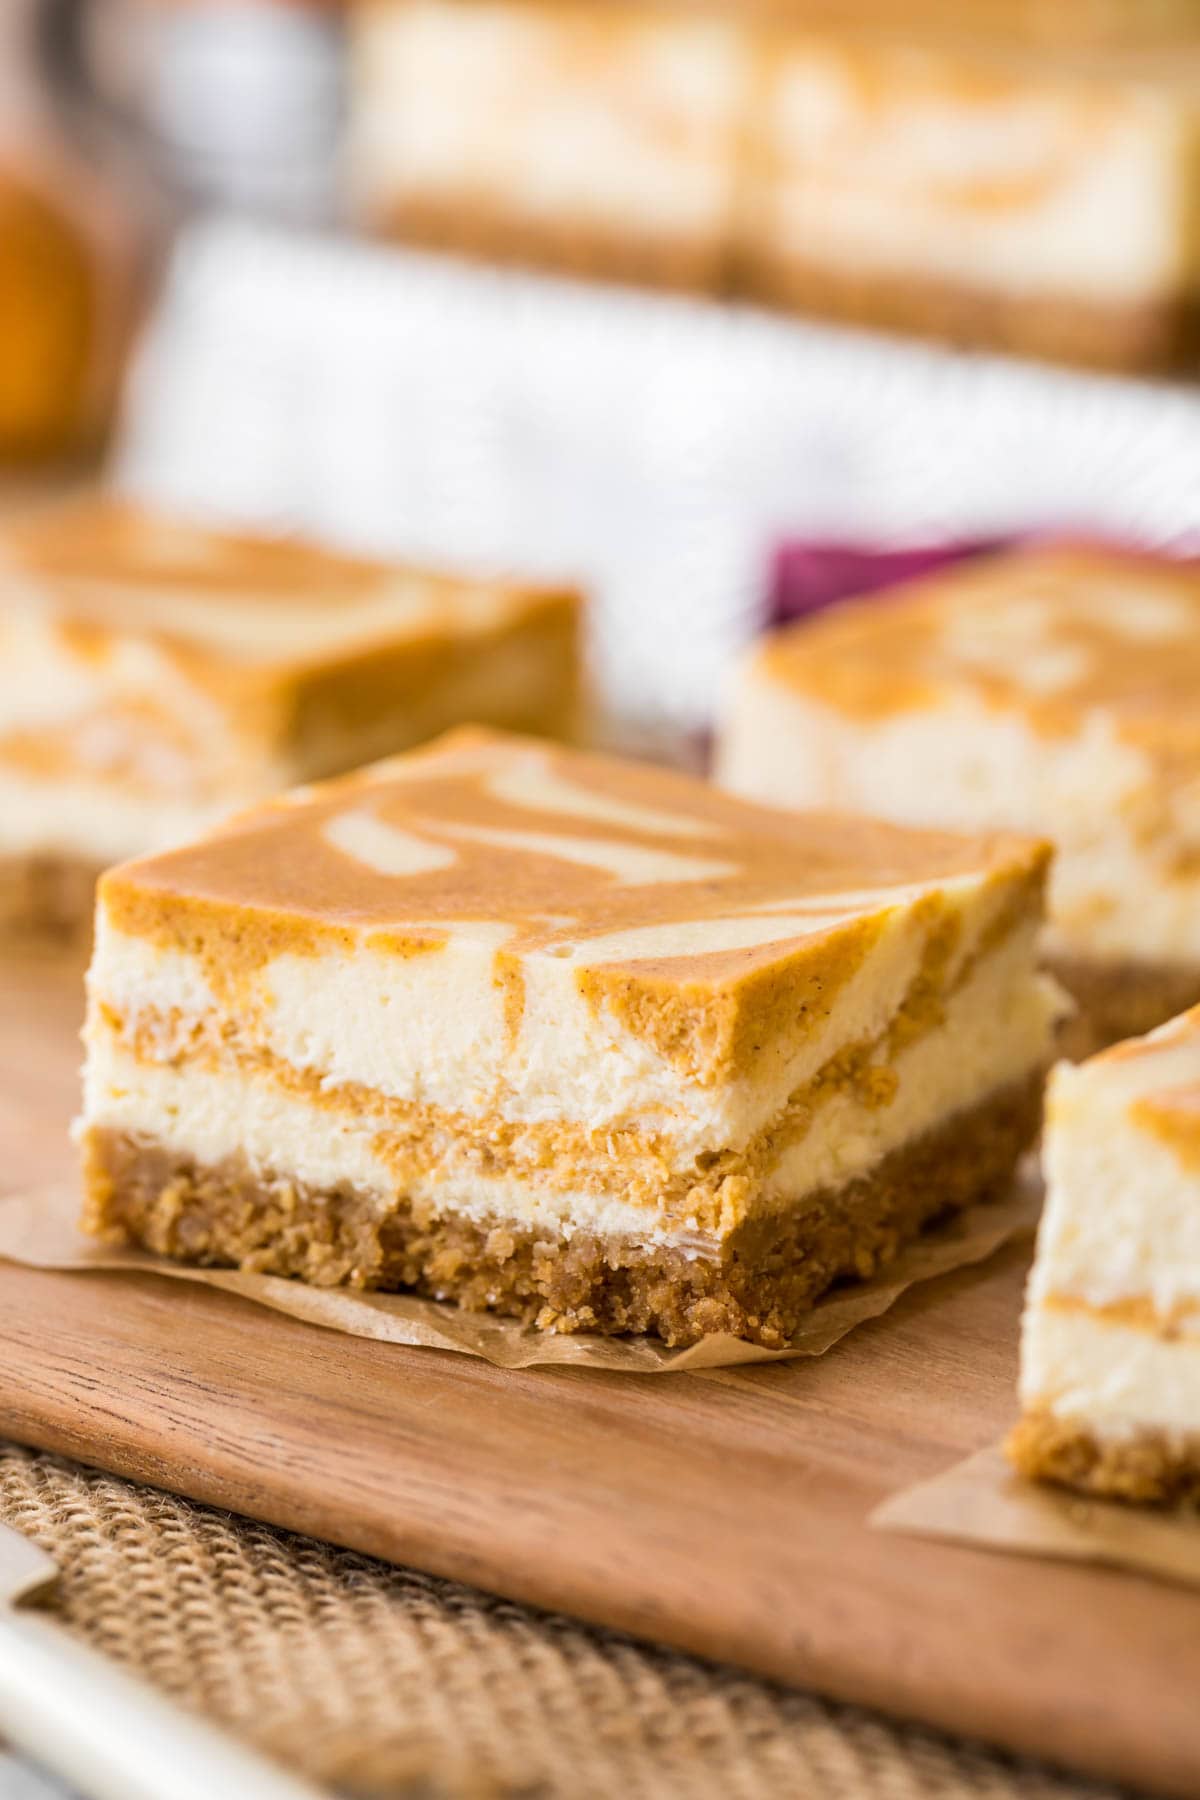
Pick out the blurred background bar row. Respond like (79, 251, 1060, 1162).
(5, 0, 1200, 742)
(349, 0, 1200, 373)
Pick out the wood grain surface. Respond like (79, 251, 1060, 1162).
(1, 951, 1196, 1799)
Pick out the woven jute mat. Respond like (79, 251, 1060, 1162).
(0, 1442, 1128, 1800)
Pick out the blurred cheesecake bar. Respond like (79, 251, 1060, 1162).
(347, 0, 751, 291)
(80, 727, 1057, 1346)
(719, 545, 1200, 1052)
(1009, 1006, 1200, 1503)
(347, 0, 1200, 372)
(0, 494, 579, 937)
(736, 28, 1200, 373)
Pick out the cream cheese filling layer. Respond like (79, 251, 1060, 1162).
(0, 610, 224, 738)
(82, 928, 1054, 1243)
(0, 769, 250, 866)
(1020, 1046, 1200, 1440)
(350, 2, 749, 237)
(0, 613, 263, 863)
(89, 876, 1043, 1150)
(1031, 1056, 1200, 1316)
(1019, 1307, 1200, 1442)
(756, 51, 1190, 302)
(719, 669, 1200, 967)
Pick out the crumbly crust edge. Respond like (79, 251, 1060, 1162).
(736, 252, 1198, 375)
(1006, 1409, 1200, 1507)
(81, 1072, 1041, 1348)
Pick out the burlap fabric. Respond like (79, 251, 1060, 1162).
(0, 1443, 1126, 1800)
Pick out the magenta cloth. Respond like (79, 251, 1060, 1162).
(769, 537, 1008, 625)
(768, 530, 1200, 627)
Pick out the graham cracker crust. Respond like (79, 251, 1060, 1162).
(1007, 1410, 1200, 1507)
(734, 254, 1199, 375)
(370, 199, 732, 298)
(81, 1072, 1041, 1348)
(0, 852, 100, 944)
(1047, 954, 1200, 1059)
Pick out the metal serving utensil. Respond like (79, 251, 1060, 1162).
(0, 1519, 323, 1800)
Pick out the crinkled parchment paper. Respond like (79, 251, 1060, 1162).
(0, 1176, 1039, 1375)
(873, 1444, 1200, 1588)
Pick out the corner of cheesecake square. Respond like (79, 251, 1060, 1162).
(1010, 1003, 1200, 1503)
(719, 544, 1200, 1054)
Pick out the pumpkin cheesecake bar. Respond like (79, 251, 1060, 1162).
(1009, 1006, 1200, 1503)
(735, 25, 1200, 374)
(349, 0, 1200, 373)
(720, 544, 1200, 1053)
(0, 494, 579, 937)
(348, 0, 751, 291)
(80, 728, 1057, 1346)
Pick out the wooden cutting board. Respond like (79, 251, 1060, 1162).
(1, 950, 1196, 1800)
